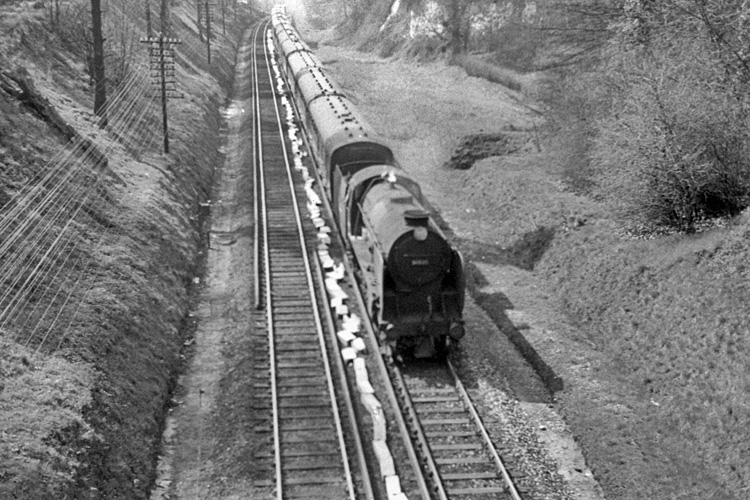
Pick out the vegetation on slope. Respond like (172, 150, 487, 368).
(329, 0, 750, 497)
(0, 1, 254, 498)
(337, 0, 750, 232)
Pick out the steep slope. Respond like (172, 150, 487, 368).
(0, 2, 253, 498)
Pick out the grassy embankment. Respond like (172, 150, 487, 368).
(0, 2, 253, 498)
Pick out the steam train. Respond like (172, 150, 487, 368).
(271, 7, 465, 357)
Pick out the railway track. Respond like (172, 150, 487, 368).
(389, 357, 524, 500)
(246, 16, 533, 500)
(272, 41, 528, 498)
(282, 93, 528, 500)
(248, 21, 369, 500)
(275, 47, 529, 500)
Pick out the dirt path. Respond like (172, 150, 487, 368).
(150, 29, 258, 500)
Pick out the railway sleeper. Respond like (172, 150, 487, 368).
(277, 386, 327, 397)
(278, 409, 331, 419)
(283, 433, 339, 443)
(274, 347, 321, 357)
(275, 368, 324, 377)
(277, 398, 331, 408)
(425, 429, 478, 438)
(421, 417, 471, 426)
(417, 406, 467, 413)
(431, 442, 484, 451)
(275, 378, 326, 387)
(275, 361, 321, 370)
(412, 395, 459, 403)
(435, 456, 487, 465)
(280, 447, 340, 458)
(442, 471, 501, 481)
(284, 461, 346, 472)
(448, 486, 509, 495)
(282, 485, 348, 500)
(277, 420, 335, 431)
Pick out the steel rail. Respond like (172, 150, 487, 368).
(254, 20, 357, 499)
(251, 18, 281, 500)
(252, 20, 262, 310)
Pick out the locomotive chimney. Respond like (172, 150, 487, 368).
(405, 209, 430, 241)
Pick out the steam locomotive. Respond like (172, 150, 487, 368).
(271, 7, 465, 357)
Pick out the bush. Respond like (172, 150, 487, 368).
(592, 41, 750, 232)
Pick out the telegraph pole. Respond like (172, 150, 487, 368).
(140, 35, 183, 154)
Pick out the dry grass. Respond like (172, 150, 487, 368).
(538, 212, 750, 495)
(0, 340, 94, 498)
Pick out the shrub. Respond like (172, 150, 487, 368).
(592, 41, 750, 232)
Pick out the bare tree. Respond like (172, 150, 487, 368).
(447, 0, 469, 57)
(588, 0, 750, 230)
(219, 0, 226, 35)
(197, 0, 205, 41)
(431, 0, 473, 58)
(106, 2, 142, 87)
(91, 0, 107, 127)
(43, 0, 63, 28)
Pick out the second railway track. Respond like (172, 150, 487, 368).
(249, 21, 368, 500)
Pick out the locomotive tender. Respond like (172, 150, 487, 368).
(271, 7, 465, 357)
